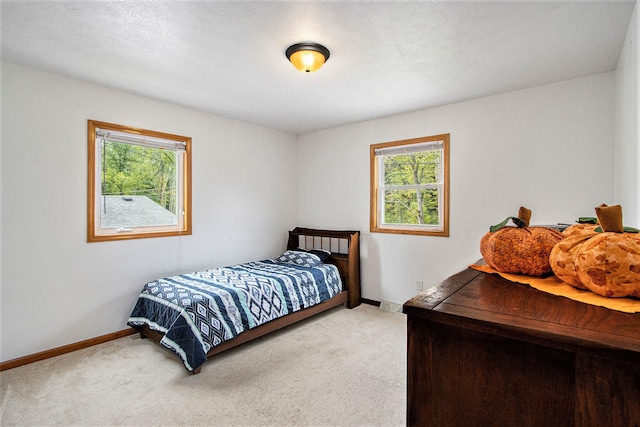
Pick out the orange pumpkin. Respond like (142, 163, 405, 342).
(550, 216, 599, 289)
(550, 205, 640, 298)
(480, 207, 564, 277)
(549, 232, 598, 290)
(562, 220, 599, 238)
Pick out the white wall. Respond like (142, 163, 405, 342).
(297, 73, 616, 305)
(2, 41, 634, 362)
(0, 62, 298, 362)
(615, 3, 639, 226)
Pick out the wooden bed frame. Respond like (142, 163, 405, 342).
(139, 227, 361, 373)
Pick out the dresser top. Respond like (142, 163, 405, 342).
(404, 267, 640, 354)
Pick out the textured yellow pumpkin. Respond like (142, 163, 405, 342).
(562, 223, 599, 238)
(550, 205, 640, 298)
(577, 233, 640, 297)
(549, 232, 598, 290)
(551, 219, 600, 289)
(480, 207, 564, 277)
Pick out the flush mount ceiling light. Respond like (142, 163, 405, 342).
(285, 42, 330, 73)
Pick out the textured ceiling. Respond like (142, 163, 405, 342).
(1, 0, 636, 135)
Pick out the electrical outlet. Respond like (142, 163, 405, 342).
(416, 280, 424, 291)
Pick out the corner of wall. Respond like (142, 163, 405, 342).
(614, 2, 639, 226)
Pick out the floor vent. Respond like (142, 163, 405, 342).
(379, 301, 403, 313)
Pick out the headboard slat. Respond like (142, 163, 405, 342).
(287, 227, 361, 308)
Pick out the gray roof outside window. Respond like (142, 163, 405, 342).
(100, 195, 177, 228)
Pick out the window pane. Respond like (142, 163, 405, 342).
(383, 151, 441, 186)
(100, 140, 178, 229)
(383, 188, 439, 225)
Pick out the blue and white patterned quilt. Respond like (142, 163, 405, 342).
(128, 259, 342, 372)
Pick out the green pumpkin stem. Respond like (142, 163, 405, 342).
(490, 216, 527, 232)
(578, 217, 598, 224)
(594, 225, 640, 233)
(489, 206, 530, 232)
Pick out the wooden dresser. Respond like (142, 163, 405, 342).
(403, 267, 640, 427)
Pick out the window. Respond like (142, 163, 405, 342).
(87, 120, 192, 242)
(370, 134, 449, 237)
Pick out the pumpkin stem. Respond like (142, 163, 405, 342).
(595, 204, 623, 233)
(518, 206, 531, 227)
(489, 216, 527, 232)
(489, 206, 531, 232)
(578, 217, 598, 224)
(593, 204, 640, 233)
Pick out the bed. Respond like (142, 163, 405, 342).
(127, 227, 360, 373)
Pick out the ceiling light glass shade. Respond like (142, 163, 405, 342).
(286, 43, 330, 73)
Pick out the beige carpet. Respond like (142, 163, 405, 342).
(0, 304, 406, 426)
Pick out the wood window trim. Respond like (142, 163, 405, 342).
(87, 120, 192, 242)
(370, 134, 450, 237)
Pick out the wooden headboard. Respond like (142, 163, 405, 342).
(287, 227, 361, 308)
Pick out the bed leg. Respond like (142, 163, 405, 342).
(192, 367, 202, 375)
